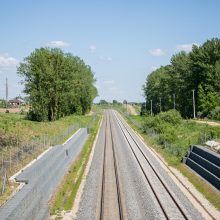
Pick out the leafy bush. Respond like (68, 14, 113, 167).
(208, 107, 220, 121)
(157, 109, 182, 125)
(143, 110, 182, 134)
(158, 127, 177, 145)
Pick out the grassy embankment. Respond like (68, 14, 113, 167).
(0, 113, 93, 142)
(119, 108, 220, 211)
(50, 114, 101, 217)
(0, 112, 95, 205)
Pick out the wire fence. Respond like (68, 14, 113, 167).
(0, 115, 100, 197)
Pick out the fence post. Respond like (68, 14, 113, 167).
(1, 153, 3, 171)
(2, 171, 6, 194)
(44, 134, 45, 147)
(10, 150, 11, 171)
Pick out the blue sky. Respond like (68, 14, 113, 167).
(0, 0, 220, 102)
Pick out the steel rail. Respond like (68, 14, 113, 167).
(109, 112, 124, 220)
(99, 111, 123, 220)
(99, 114, 107, 220)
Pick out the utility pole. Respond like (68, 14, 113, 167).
(192, 89, 196, 119)
(173, 94, 176, 109)
(159, 97, 162, 112)
(150, 100, 153, 116)
(6, 77, 8, 109)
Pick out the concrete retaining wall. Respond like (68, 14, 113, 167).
(184, 145, 220, 190)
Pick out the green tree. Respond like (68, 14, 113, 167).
(18, 48, 97, 121)
(143, 38, 220, 118)
(198, 84, 219, 116)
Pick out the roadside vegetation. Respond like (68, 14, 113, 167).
(49, 114, 101, 216)
(140, 110, 220, 164)
(0, 113, 93, 143)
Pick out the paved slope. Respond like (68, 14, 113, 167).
(0, 128, 88, 220)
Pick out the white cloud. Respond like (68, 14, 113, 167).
(149, 48, 165, 56)
(103, 80, 114, 85)
(99, 56, 113, 62)
(89, 45, 96, 53)
(176, 43, 198, 52)
(0, 55, 19, 68)
(47, 40, 69, 48)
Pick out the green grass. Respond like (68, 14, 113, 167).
(50, 114, 101, 215)
(122, 111, 220, 211)
(178, 164, 220, 211)
(0, 112, 95, 173)
(0, 113, 93, 141)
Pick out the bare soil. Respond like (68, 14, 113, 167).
(195, 120, 220, 127)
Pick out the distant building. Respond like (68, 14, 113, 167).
(8, 97, 25, 107)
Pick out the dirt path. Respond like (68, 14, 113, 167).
(125, 104, 138, 115)
(0, 107, 29, 113)
(195, 120, 220, 127)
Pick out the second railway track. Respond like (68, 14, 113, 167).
(97, 110, 125, 220)
(114, 111, 189, 220)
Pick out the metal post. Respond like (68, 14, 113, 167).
(1, 153, 3, 171)
(9, 150, 11, 171)
(2, 172, 6, 194)
(150, 100, 153, 116)
(5, 77, 8, 110)
(192, 89, 196, 119)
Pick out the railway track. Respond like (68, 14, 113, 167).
(113, 111, 189, 220)
(97, 111, 124, 220)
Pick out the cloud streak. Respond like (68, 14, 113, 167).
(0, 55, 19, 68)
(176, 43, 198, 52)
(99, 56, 113, 62)
(47, 40, 69, 48)
(89, 45, 96, 53)
(149, 48, 166, 56)
(103, 80, 114, 85)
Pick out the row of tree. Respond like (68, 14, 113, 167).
(18, 48, 97, 121)
(143, 38, 220, 118)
